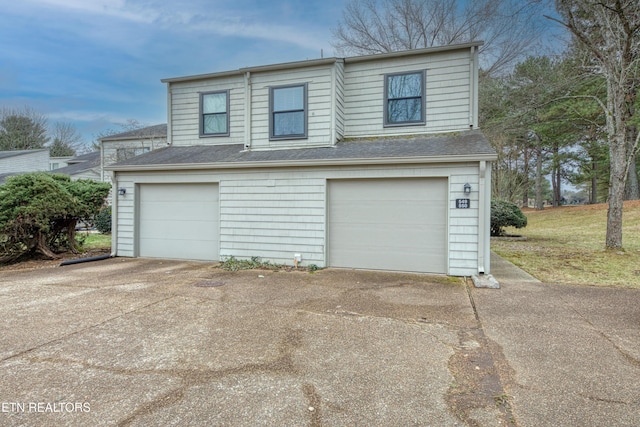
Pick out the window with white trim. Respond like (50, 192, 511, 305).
(200, 90, 229, 137)
(270, 83, 307, 139)
(384, 71, 425, 126)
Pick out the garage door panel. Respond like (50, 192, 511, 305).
(141, 201, 217, 221)
(140, 220, 217, 240)
(138, 238, 216, 260)
(328, 178, 447, 273)
(138, 183, 219, 261)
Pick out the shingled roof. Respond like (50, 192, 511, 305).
(106, 130, 496, 171)
(100, 124, 167, 141)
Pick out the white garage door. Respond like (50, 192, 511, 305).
(138, 183, 219, 261)
(328, 178, 447, 273)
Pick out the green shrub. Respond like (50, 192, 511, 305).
(491, 199, 527, 236)
(0, 173, 110, 261)
(95, 206, 112, 234)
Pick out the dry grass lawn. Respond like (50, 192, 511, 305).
(491, 200, 640, 288)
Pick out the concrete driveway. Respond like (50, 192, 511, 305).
(0, 257, 638, 426)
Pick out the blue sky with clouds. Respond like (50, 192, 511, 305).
(0, 0, 346, 147)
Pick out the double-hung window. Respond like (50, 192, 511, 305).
(384, 71, 425, 126)
(270, 83, 307, 139)
(200, 90, 229, 137)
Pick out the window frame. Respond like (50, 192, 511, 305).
(383, 70, 426, 127)
(199, 90, 230, 137)
(269, 83, 308, 140)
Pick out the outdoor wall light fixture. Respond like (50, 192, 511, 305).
(118, 187, 127, 196)
(463, 183, 471, 194)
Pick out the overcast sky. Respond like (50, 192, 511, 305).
(0, 0, 346, 146)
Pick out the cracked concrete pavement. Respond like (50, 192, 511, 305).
(0, 255, 638, 426)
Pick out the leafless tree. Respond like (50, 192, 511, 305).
(331, 0, 551, 76)
(548, 0, 640, 249)
(49, 122, 84, 157)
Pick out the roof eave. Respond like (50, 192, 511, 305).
(161, 41, 484, 84)
(161, 57, 340, 84)
(106, 153, 498, 172)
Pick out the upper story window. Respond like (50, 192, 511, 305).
(200, 90, 229, 137)
(270, 83, 307, 140)
(384, 71, 425, 127)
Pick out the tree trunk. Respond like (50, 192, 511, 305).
(605, 80, 628, 250)
(535, 145, 544, 210)
(522, 144, 530, 207)
(606, 137, 626, 249)
(591, 159, 598, 204)
(36, 231, 61, 259)
(67, 219, 80, 254)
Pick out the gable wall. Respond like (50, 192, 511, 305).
(170, 75, 246, 146)
(249, 65, 335, 149)
(102, 137, 168, 182)
(168, 66, 336, 149)
(166, 46, 477, 149)
(334, 60, 345, 142)
(343, 49, 473, 137)
(0, 150, 49, 174)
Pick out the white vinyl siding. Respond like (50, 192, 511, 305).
(168, 66, 336, 149)
(0, 149, 49, 174)
(343, 49, 472, 137)
(250, 66, 334, 149)
(334, 60, 345, 142)
(219, 178, 325, 264)
(114, 162, 481, 275)
(170, 76, 245, 146)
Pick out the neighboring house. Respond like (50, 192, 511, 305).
(50, 156, 73, 171)
(0, 149, 50, 184)
(100, 124, 167, 182)
(51, 151, 101, 181)
(106, 42, 497, 276)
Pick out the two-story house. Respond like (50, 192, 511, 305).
(106, 42, 496, 276)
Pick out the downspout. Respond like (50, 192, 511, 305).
(100, 138, 104, 182)
(469, 45, 476, 128)
(478, 161, 488, 274)
(330, 62, 337, 146)
(166, 83, 173, 145)
(484, 162, 492, 274)
(110, 172, 119, 258)
(244, 71, 252, 150)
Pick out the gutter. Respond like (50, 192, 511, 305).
(105, 154, 498, 173)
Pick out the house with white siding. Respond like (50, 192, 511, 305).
(51, 151, 101, 181)
(99, 124, 167, 182)
(0, 149, 50, 184)
(105, 42, 497, 276)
